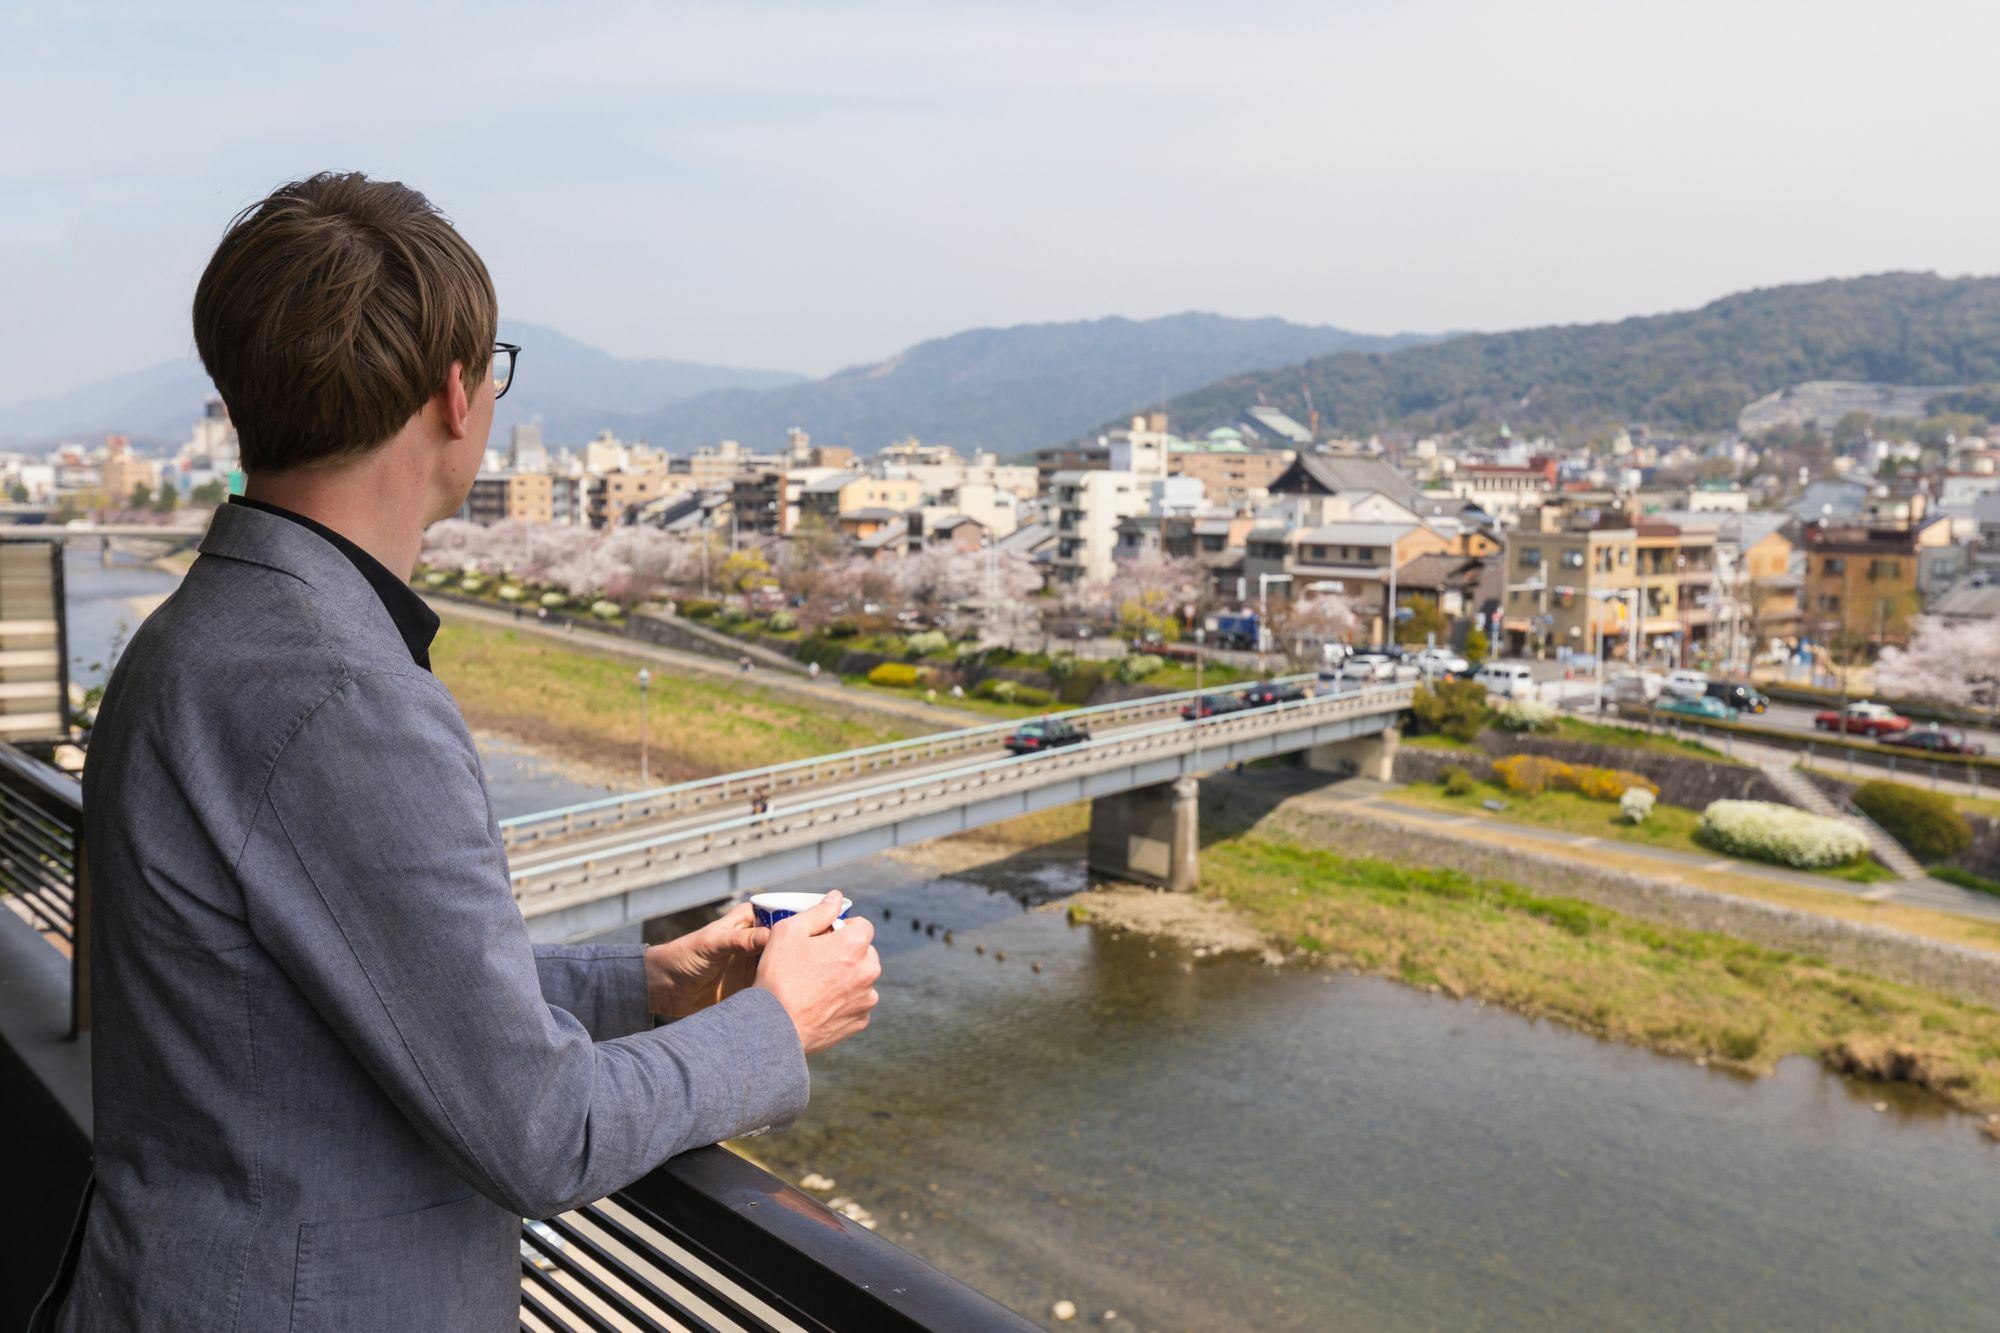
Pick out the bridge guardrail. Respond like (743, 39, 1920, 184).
(500, 672, 1320, 848)
(511, 682, 1414, 911)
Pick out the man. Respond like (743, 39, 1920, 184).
(37, 172, 881, 1331)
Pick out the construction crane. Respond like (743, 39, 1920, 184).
(1301, 378, 1320, 439)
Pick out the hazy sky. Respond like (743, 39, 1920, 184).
(4, 0, 1996, 405)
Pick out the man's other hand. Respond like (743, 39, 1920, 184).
(753, 891, 881, 1055)
(646, 903, 768, 1019)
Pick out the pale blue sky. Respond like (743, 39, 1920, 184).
(3, 0, 1996, 404)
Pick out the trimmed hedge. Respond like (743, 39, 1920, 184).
(1852, 780, 1972, 864)
(678, 598, 721, 619)
(1697, 800, 1871, 869)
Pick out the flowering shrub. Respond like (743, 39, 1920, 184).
(869, 663, 921, 688)
(1491, 699, 1559, 733)
(498, 585, 523, 602)
(1493, 754, 1565, 796)
(1114, 653, 1165, 683)
(1573, 766, 1658, 802)
(1493, 755, 1658, 802)
(459, 576, 486, 594)
(1620, 788, 1656, 824)
(765, 610, 798, 632)
(1698, 800, 1871, 868)
(423, 570, 449, 587)
(589, 599, 622, 620)
(540, 591, 567, 609)
(906, 630, 951, 657)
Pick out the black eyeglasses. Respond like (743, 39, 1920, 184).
(492, 342, 521, 399)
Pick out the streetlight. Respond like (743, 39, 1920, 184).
(636, 668, 652, 785)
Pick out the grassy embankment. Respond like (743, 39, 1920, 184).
(1197, 808, 2000, 1117)
(430, 621, 917, 783)
(1405, 716, 1728, 761)
(1383, 779, 1897, 885)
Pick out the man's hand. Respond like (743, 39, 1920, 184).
(645, 903, 769, 1019)
(754, 890, 881, 1055)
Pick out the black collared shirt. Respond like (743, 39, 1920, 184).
(229, 496, 440, 671)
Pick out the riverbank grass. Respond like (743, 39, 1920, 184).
(1198, 829, 2000, 1116)
(431, 622, 916, 782)
(1383, 779, 1896, 885)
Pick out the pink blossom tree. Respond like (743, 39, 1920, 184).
(1875, 615, 2000, 712)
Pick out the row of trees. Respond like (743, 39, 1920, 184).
(419, 520, 1043, 622)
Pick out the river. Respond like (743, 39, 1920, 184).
(63, 549, 2000, 1332)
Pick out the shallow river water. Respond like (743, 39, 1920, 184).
(67, 551, 2000, 1332)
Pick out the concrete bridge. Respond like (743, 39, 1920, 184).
(502, 680, 1413, 942)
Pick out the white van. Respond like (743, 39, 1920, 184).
(1608, 671, 1663, 705)
(1472, 662, 1538, 701)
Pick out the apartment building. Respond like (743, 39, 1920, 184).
(1243, 519, 1456, 643)
(1501, 506, 1718, 661)
(1051, 470, 1146, 583)
(1448, 458, 1557, 524)
(462, 471, 555, 525)
(588, 471, 681, 529)
(1801, 516, 1956, 648)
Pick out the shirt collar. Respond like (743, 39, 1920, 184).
(227, 496, 440, 671)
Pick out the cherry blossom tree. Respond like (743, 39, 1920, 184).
(1875, 615, 2000, 711)
(1267, 594, 1359, 670)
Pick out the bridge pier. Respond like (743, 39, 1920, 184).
(1087, 776, 1200, 892)
(1303, 725, 1400, 782)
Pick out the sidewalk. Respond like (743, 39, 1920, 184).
(425, 597, 987, 731)
(1287, 775, 2000, 927)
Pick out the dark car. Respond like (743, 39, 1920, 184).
(1880, 726, 1988, 757)
(1180, 693, 1250, 721)
(1004, 717, 1090, 754)
(1242, 681, 1308, 708)
(1704, 680, 1768, 714)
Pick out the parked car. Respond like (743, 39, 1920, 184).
(1608, 671, 1664, 704)
(1343, 653, 1399, 682)
(1181, 693, 1251, 721)
(1813, 701, 1912, 737)
(1704, 680, 1768, 714)
(1242, 681, 1308, 708)
(1004, 717, 1090, 754)
(1880, 725, 1988, 756)
(1412, 646, 1471, 677)
(1473, 661, 1538, 701)
(1662, 669, 1710, 701)
(1658, 694, 1738, 723)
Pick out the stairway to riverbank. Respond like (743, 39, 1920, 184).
(1761, 762, 1928, 880)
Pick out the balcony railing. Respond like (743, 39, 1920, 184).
(0, 742, 1034, 1332)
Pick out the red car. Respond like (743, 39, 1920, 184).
(1880, 726, 1987, 756)
(1813, 701, 1911, 737)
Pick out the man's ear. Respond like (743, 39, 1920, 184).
(441, 361, 470, 439)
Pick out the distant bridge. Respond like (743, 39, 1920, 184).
(501, 680, 1413, 942)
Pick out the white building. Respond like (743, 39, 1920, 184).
(1051, 470, 1147, 583)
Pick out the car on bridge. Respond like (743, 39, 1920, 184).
(1004, 717, 1091, 754)
(1411, 646, 1470, 678)
(1242, 681, 1308, 708)
(1814, 701, 1911, 738)
(1181, 693, 1251, 721)
(1879, 725, 1987, 756)
(1658, 694, 1737, 723)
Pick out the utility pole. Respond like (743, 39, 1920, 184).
(636, 668, 652, 785)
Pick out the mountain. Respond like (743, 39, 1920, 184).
(0, 320, 804, 452)
(488, 322, 802, 443)
(1141, 272, 2000, 441)
(615, 314, 1435, 456)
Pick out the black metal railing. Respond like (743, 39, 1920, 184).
(0, 742, 1033, 1333)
